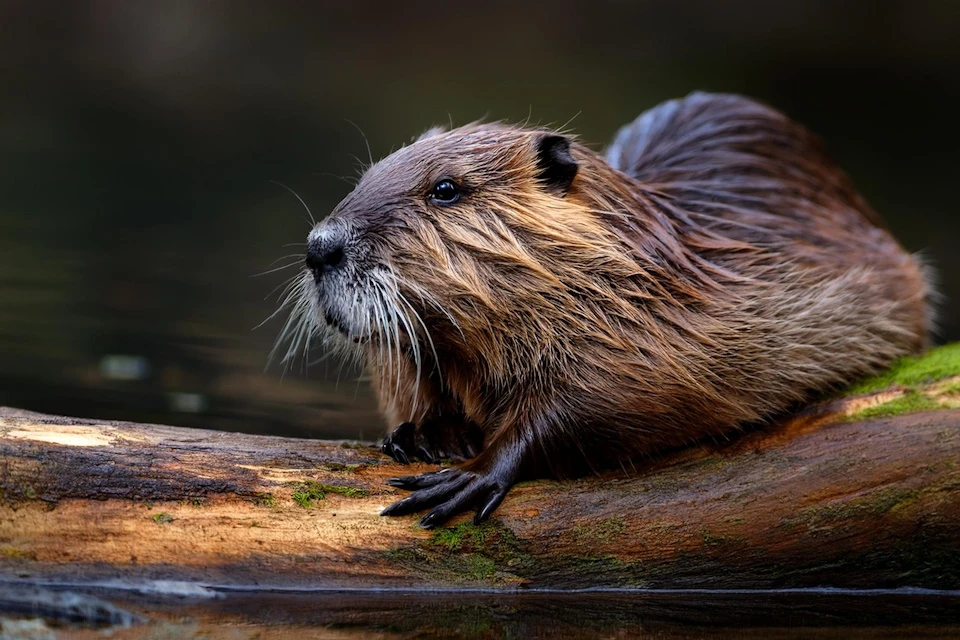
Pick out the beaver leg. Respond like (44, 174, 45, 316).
(381, 429, 526, 528)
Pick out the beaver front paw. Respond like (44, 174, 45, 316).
(381, 467, 513, 528)
(381, 421, 446, 464)
(380, 420, 482, 465)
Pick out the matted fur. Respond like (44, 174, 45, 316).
(285, 92, 931, 521)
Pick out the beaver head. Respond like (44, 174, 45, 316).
(297, 123, 645, 383)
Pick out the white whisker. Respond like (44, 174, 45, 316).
(269, 180, 317, 227)
(251, 261, 305, 278)
(397, 289, 442, 389)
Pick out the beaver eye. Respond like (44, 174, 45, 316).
(429, 179, 460, 205)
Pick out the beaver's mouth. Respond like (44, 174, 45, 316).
(323, 310, 346, 334)
(322, 309, 370, 344)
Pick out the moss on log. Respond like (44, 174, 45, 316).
(1, 348, 960, 591)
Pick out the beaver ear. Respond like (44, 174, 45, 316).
(536, 134, 578, 195)
(415, 126, 447, 142)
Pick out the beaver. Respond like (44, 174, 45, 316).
(291, 92, 932, 529)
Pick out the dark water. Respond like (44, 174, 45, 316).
(1, 1, 958, 441)
(3, 585, 960, 639)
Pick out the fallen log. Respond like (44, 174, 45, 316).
(1, 346, 959, 591)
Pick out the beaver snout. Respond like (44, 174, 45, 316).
(305, 232, 346, 276)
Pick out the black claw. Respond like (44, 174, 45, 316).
(389, 443, 410, 465)
(454, 430, 478, 460)
(419, 511, 442, 529)
(474, 487, 508, 524)
(380, 500, 405, 517)
(416, 445, 438, 464)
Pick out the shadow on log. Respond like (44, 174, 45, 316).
(1, 358, 959, 591)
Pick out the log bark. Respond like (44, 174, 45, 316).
(1, 383, 959, 591)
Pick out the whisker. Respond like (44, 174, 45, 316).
(371, 283, 393, 397)
(556, 110, 582, 136)
(312, 171, 358, 187)
(388, 281, 422, 404)
(262, 270, 306, 304)
(400, 276, 465, 340)
(265, 253, 306, 267)
(250, 261, 305, 278)
(270, 296, 306, 374)
(344, 118, 375, 169)
(269, 180, 317, 227)
(397, 289, 442, 387)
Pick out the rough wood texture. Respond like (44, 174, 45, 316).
(1, 380, 959, 591)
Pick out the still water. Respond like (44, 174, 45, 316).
(2, 586, 960, 639)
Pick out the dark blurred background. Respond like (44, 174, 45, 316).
(0, 0, 957, 439)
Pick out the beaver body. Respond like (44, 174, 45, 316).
(297, 92, 931, 528)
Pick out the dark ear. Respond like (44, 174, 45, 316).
(536, 134, 578, 195)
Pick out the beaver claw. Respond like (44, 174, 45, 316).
(381, 468, 512, 528)
(382, 440, 410, 465)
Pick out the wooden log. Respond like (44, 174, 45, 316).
(1, 363, 959, 591)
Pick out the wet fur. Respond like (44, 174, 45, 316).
(293, 92, 932, 526)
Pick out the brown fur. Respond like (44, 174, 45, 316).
(296, 92, 932, 525)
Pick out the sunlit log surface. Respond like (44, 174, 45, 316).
(1, 376, 959, 592)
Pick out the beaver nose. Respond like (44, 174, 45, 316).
(305, 236, 346, 274)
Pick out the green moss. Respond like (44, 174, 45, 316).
(845, 343, 960, 396)
(253, 493, 276, 508)
(430, 522, 491, 550)
(571, 517, 626, 544)
(844, 390, 940, 422)
(152, 512, 174, 524)
(291, 481, 369, 507)
(323, 484, 370, 498)
(385, 520, 532, 586)
(291, 481, 325, 507)
(464, 554, 496, 580)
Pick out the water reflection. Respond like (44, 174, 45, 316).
(13, 588, 960, 639)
